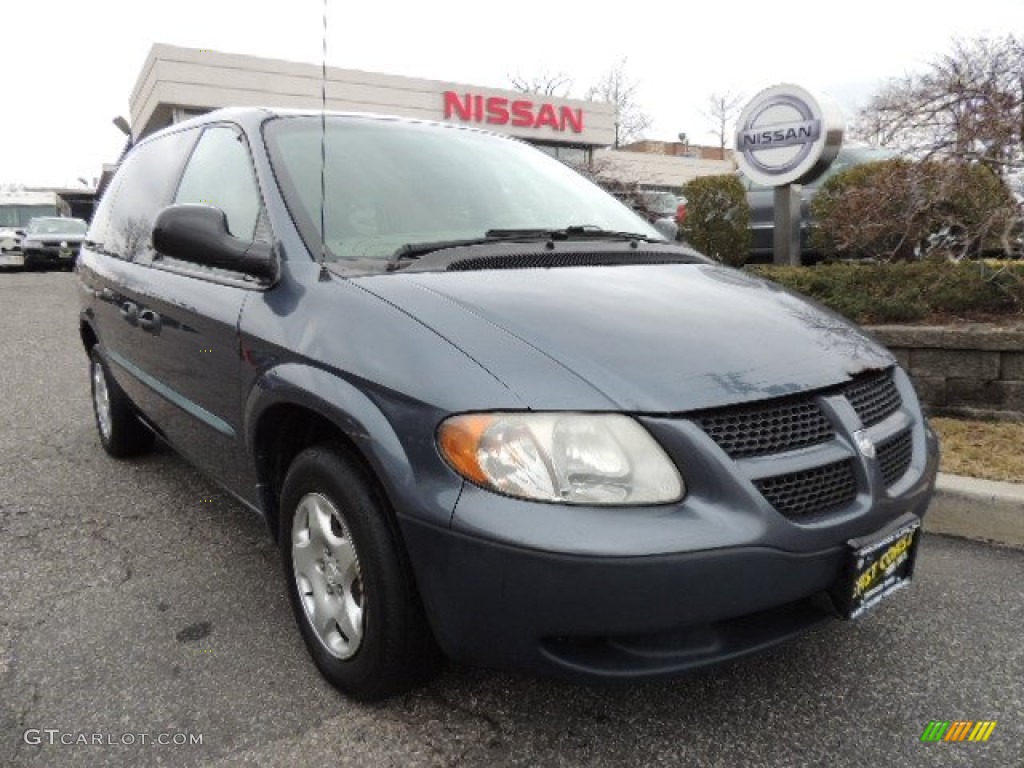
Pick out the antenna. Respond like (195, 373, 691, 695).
(318, 0, 330, 279)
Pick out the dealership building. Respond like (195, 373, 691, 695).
(123, 44, 731, 191)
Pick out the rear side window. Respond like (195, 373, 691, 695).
(174, 125, 261, 240)
(93, 129, 199, 261)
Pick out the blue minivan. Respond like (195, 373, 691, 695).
(78, 108, 938, 700)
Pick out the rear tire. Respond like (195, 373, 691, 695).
(279, 445, 439, 701)
(89, 347, 155, 458)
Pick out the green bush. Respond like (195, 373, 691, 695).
(750, 261, 1024, 324)
(679, 174, 750, 267)
(810, 158, 1018, 261)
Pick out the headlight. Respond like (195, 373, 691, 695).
(438, 412, 684, 505)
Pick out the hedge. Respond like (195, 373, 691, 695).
(678, 174, 750, 267)
(749, 261, 1024, 324)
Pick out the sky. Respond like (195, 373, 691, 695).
(1, 0, 1021, 188)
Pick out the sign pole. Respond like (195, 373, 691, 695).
(735, 84, 845, 268)
(773, 184, 802, 266)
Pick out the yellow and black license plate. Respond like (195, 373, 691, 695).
(838, 514, 921, 620)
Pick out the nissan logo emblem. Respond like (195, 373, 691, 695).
(735, 84, 845, 188)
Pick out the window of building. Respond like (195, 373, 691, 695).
(531, 143, 590, 168)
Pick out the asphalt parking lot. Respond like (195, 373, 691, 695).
(2, 270, 1022, 768)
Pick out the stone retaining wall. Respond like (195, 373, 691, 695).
(866, 325, 1024, 420)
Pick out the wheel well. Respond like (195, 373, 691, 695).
(253, 404, 384, 542)
(80, 321, 98, 354)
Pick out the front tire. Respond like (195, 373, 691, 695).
(89, 347, 155, 458)
(280, 445, 439, 701)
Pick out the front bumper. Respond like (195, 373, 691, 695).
(0, 252, 25, 269)
(400, 371, 940, 680)
(23, 244, 79, 266)
(402, 472, 933, 681)
(402, 517, 857, 679)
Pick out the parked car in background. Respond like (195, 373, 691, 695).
(635, 190, 686, 224)
(611, 189, 686, 240)
(1006, 172, 1024, 258)
(0, 226, 25, 253)
(0, 227, 26, 269)
(0, 189, 66, 232)
(0, 189, 69, 269)
(21, 216, 88, 270)
(744, 146, 899, 261)
(0, 226, 26, 269)
(79, 108, 938, 701)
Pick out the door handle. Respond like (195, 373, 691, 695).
(120, 301, 138, 322)
(138, 309, 162, 334)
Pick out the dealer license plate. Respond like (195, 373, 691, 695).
(837, 515, 921, 620)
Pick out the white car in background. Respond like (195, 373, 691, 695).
(1, 225, 25, 250)
(0, 226, 26, 268)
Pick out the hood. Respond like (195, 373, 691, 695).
(355, 263, 894, 412)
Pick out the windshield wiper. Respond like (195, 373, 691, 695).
(484, 225, 657, 241)
(387, 237, 499, 269)
(386, 226, 661, 271)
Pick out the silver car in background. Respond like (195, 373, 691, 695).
(21, 217, 88, 270)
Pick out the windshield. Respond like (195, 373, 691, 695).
(26, 217, 87, 235)
(264, 116, 660, 262)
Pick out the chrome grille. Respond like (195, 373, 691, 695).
(844, 369, 901, 427)
(877, 429, 913, 487)
(754, 460, 857, 519)
(694, 399, 833, 459)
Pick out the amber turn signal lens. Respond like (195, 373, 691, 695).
(438, 414, 496, 486)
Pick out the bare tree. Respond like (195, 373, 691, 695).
(852, 35, 1024, 176)
(508, 70, 574, 98)
(703, 90, 744, 151)
(585, 59, 652, 148)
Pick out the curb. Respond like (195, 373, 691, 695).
(925, 473, 1024, 548)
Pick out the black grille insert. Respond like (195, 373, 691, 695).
(695, 399, 833, 459)
(845, 369, 901, 427)
(754, 460, 857, 519)
(877, 429, 914, 487)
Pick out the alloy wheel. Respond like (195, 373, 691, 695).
(291, 492, 365, 659)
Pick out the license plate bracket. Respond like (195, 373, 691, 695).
(834, 513, 921, 620)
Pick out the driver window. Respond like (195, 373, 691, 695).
(175, 125, 261, 240)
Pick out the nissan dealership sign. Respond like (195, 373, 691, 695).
(735, 84, 845, 187)
(443, 91, 585, 133)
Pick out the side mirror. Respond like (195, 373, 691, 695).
(153, 204, 275, 280)
(652, 217, 678, 241)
